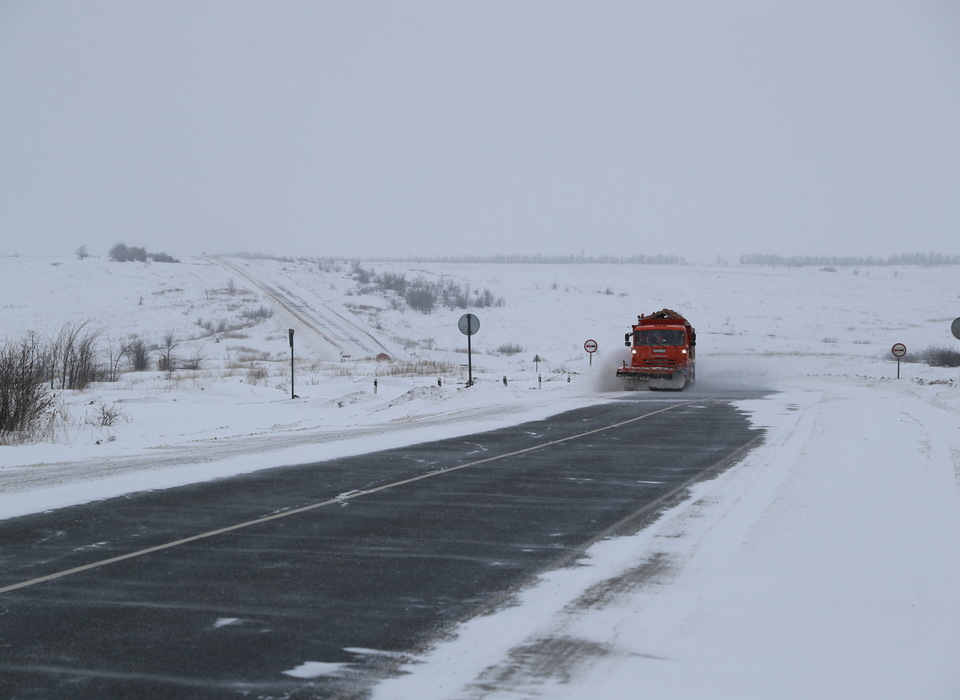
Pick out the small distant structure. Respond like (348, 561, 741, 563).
(376, 352, 392, 361)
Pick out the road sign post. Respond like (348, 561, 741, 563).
(891, 342, 906, 379)
(952, 318, 960, 384)
(458, 314, 480, 387)
(584, 339, 598, 366)
(288, 329, 295, 398)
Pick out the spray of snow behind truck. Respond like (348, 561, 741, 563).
(617, 309, 696, 391)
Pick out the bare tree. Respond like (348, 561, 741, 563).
(157, 332, 178, 372)
(75, 245, 89, 260)
(105, 339, 135, 382)
(181, 345, 204, 371)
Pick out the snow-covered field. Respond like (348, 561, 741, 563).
(2, 255, 959, 698)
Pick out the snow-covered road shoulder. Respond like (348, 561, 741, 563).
(0, 377, 611, 520)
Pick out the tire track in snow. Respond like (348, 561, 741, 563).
(213, 257, 391, 359)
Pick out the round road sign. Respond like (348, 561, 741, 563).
(891, 343, 907, 358)
(952, 317, 960, 340)
(584, 339, 598, 353)
(458, 313, 480, 336)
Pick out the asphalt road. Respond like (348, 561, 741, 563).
(0, 392, 764, 699)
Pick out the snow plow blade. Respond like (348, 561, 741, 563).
(616, 369, 690, 392)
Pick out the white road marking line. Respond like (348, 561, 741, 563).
(0, 401, 699, 595)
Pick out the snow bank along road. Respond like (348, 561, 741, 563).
(0, 393, 761, 699)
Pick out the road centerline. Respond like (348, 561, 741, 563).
(0, 400, 702, 596)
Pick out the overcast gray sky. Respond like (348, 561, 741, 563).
(2, 1, 958, 261)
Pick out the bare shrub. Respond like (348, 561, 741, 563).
(87, 401, 128, 428)
(362, 273, 503, 314)
(233, 347, 272, 362)
(405, 282, 437, 313)
(0, 333, 57, 443)
(240, 305, 274, 321)
(197, 317, 237, 335)
(246, 366, 269, 385)
(918, 346, 960, 367)
(181, 346, 204, 371)
(352, 262, 374, 284)
(474, 287, 502, 307)
(496, 343, 524, 355)
(377, 272, 407, 294)
(49, 320, 103, 390)
(376, 359, 456, 377)
(128, 337, 150, 371)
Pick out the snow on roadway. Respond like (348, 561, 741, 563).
(1, 256, 959, 697)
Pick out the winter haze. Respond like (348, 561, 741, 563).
(2, 1, 959, 261)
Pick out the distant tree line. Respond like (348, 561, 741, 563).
(227, 251, 296, 262)
(740, 252, 960, 267)
(109, 243, 180, 263)
(360, 254, 687, 265)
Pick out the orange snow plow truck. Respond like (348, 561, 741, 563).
(617, 309, 696, 391)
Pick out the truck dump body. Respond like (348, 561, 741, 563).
(617, 309, 696, 391)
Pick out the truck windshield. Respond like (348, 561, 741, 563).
(635, 329, 685, 346)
